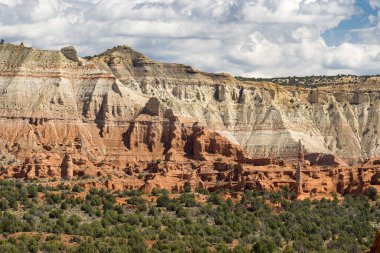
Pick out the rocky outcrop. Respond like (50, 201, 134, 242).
(86, 45, 380, 164)
(369, 230, 380, 253)
(305, 153, 348, 167)
(61, 153, 74, 180)
(20, 154, 61, 179)
(122, 97, 254, 165)
(2, 43, 380, 164)
(0, 43, 379, 197)
(61, 46, 80, 63)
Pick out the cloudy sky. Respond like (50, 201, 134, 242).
(0, 0, 379, 77)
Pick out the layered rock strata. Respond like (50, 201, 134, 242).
(0, 43, 379, 196)
(87, 46, 380, 163)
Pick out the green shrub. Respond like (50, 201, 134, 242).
(72, 185, 84, 193)
(366, 187, 378, 201)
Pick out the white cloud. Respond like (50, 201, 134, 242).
(370, 0, 380, 9)
(0, 0, 379, 77)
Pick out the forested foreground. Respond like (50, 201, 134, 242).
(0, 179, 378, 253)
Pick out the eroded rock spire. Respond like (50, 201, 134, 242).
(298, 139, 305, 163)
(296, 139, 304, 195)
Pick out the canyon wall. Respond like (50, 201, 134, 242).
(0, 43, 379, 195)
(90, 45, 380, 164)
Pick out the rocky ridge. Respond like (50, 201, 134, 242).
(0, 43, 379, 196)
(90, 45, 380, 163)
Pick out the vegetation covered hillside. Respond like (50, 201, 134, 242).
(0, 179, 378, 252)
(236, 75, 380, 87)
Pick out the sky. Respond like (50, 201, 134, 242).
(0, 0, 379, 77)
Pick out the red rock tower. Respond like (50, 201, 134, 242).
(295, 140, 304, 194)
(61, 153, 74, 180)
(298, 139, 305, 163)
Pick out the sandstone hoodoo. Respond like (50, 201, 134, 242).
(0, 43, 379, 197)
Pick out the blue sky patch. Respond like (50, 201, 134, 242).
(323, 0, 379, 46)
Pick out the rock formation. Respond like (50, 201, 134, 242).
(61, 153, 74, 180)
(0, 43, 379, 196)
(88, 45, 380, 164)
(295, 140, 304, 195)
(61, 46, 80, 63)
(369, 230, 380, 253)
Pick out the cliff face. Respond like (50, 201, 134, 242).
(89, 46, 380, 164)
(0, 43, 379, 195)
(0, 44, 146, 169)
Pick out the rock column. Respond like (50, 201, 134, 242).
(295, 140, 304, 194)
(61, 153, 74, 180)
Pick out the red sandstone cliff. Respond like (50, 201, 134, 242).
(0, 43, 379, 196)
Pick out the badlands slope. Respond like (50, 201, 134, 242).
(0, 43, 379, 195)
(89, 45, 380, 163)
(1, 43, 380, 164)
